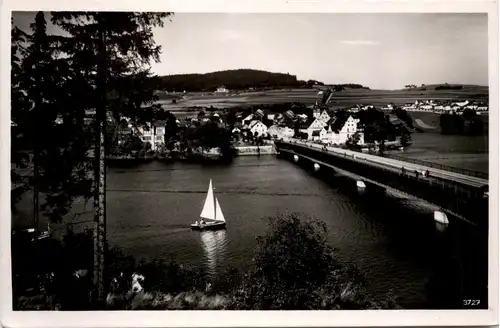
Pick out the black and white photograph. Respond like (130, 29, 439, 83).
(2, 0, 499, 326)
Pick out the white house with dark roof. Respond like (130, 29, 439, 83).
(306, 117, 328, 139)
(248, 120, 268, 137)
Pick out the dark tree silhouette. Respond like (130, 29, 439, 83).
(51, 11, 172, 304)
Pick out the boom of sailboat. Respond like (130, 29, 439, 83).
(191, 179, 227, 231)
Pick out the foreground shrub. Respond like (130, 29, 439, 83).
(228, 213, 397, 309)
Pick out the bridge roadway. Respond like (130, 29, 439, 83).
(278, 139, 488, 190)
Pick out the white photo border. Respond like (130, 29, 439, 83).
(1, 0, 498, 327)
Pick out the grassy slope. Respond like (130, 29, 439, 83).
(155, 85, 488, 113)
(326, 85, 488, 107)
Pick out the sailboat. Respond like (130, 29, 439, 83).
(191, 179, 227, 231)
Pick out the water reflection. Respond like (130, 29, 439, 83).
(435, 221, 448, 233)
(199, 230, 228, 276)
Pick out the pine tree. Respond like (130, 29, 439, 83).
(51, 12, 171, 304)
(11, 19, 30, 211)
(26, 12, 50, 239)
(11, 12, 94, 227)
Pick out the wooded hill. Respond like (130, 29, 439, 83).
(158, 69, 306, 91)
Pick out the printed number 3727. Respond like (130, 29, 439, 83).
(463, 300, 480, 306)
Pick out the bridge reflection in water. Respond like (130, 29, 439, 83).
(199, 230, 229, 277)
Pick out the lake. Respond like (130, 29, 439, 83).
(103, 153, 486, 309)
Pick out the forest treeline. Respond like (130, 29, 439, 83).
(440, 109, 486, 135)
(157, 69, 372, 92)
(158, 69, 306, 91)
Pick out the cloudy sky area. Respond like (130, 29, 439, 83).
(13, 12, 488, 89)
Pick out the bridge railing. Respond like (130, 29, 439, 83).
(276, 140, 489, 180)
(277, 139, 489, 180)
(280, 146, 487, 225)
(383, 153, 488, 180)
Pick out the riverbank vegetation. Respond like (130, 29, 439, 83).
(12, 213, 398, 310)
(440, 109, 485, 135)
(108, 117, 237, 162)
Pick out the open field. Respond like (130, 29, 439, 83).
(157, 88, 320, 110)
(156, 86, 488, 112)
(326, 87, 488, 107)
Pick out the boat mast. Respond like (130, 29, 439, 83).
(213, 183, 216, 221)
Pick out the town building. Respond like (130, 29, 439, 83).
(242, 113, 254, 126)
(306, 115, 364, 145)
(248, 120, 268, 137)
(215, 85, 229, 94)
(298, 121, 310, 134)
(311, 129, 324, 142)
(313, 108, 320, 119)
(136, 121, 166, 151)
(297, 114, 308, 122)
(306, 117, 328, 139)
(254, 109, 265, 120)
(284, 110, 295, 120)
(267, 125, 294, 139)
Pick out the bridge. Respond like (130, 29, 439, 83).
(274, 140, 489, 226)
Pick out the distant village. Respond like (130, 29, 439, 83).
(95, 104, 385, 155)
(234, 107, 365, 146)
(35, 85, 488, 157)
(393, 99, 488, 114)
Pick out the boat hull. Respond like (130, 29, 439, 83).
(191, 221, 226, 231)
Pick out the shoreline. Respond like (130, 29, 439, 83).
(94, 145, 277, 165)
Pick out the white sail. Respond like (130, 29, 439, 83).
(215, 197, 226, 222)
(200, 179, 215, 220)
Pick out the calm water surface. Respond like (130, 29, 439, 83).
(104, 154, 486, 309)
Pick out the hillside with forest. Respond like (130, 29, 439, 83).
(159, 69, 307, 91)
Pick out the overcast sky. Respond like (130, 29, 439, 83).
(12, 12, 488, 89)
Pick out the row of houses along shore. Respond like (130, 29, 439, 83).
(391, 99, 488, 113)
(74, 106, 367, 151)
(65, 97, 488, 152)
(233, 107, 366, 146)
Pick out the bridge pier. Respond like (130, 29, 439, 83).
(356, 180, 366, 195)
(350, 178, 386, 196)
(356, 180, 366, 189)
(434, 210, 449, 224)
(434, 210, 450, 232)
